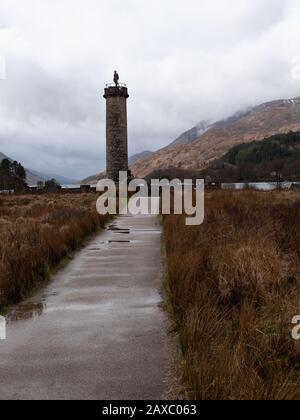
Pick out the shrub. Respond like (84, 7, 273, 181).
(0, 193, 109, 308)
(163, 190, 300, 400)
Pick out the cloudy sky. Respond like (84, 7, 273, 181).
(0, 0, 300, 180)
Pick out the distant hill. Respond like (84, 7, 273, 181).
(169, 120, 213, 147)
(131, 97, 300, 178)
(129, 151, 152, 165)
(202, 131, 300, 182)
(81, 151, 153, 184)
(0, 152, 79, 185)
(26, 168, 79, 186)
(81, 171, 106, 185)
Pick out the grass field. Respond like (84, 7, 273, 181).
(163, 190, 300, 400)
(0, 193, 108, 309)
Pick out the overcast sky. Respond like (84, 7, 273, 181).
(0, 0, 300, 180)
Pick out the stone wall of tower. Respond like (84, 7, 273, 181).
(104, 86, 129, 183)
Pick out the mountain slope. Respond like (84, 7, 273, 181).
(170, 120, 213, 146)
(129, 151, 153, 165)
(202, 131, 300, 182)
(26, 169, 79, 185)
(81, 171, 106, 185)
(131, 98, 300, 178)
(220, 131, 300, 166)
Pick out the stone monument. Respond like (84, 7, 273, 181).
(104, 72, 129, 183)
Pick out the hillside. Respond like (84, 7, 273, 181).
(131, 97, 300, 178)
(169, 120, 213, 146)
(201, 131, 300, 182)
(129, 151, 152, 165)
(26, 168, 79, 186)
(220, 131, 300, 166)
(81, 171, 106, 185)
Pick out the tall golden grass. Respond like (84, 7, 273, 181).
(0, 193, 108, 309)
(163, 190, 300, 400)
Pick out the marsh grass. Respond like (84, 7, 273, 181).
(163, 190, 300, 400)
(0, 193, 109, 309)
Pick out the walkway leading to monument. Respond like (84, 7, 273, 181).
(0, 213, 170, 400)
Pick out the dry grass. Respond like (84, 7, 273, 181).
(163, 190, 300, 400)
(0, 193, 109, 309)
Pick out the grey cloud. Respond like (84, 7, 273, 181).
(0, 0, 300, 179)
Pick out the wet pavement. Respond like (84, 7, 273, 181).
(0, 213, 170, 400)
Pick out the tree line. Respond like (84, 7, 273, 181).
(203, 131, 300, 183)
(222, 131, 300, 166)
(0, 158, 26, 180)
(0, 158, 62, 192)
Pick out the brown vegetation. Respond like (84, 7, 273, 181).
(163, 190, 300, 400)
(0, 193, 108, 309)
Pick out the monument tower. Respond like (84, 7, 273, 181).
(104, 71, 129, 183)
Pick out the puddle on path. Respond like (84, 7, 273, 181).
(107, 225, 130, 235)
(109, 240, 131, 244)
(0, 212, 169, 400)
(6, 291, 59, 324)
(7, 301, 46, 324)
(6, 220, 153, 325)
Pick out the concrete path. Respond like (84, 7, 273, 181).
(0, 213, 170, 400)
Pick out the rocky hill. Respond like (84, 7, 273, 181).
(131, 98, 300, 178)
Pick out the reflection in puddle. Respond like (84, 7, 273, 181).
(108, 239, 144, 245)
(107, 225, 130, 235)
(130, 229, 161, 233)
(42, 291, 58, 299)
(7, 301, 46, 324)
(88, 242, 106, 251)
(109, 240, 131, 244)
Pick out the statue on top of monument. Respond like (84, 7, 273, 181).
(113, 70, 119, 87)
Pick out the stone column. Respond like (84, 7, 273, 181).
(104, 85, 129, 183)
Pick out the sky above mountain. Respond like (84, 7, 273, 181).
(0, 0, 300, 179)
